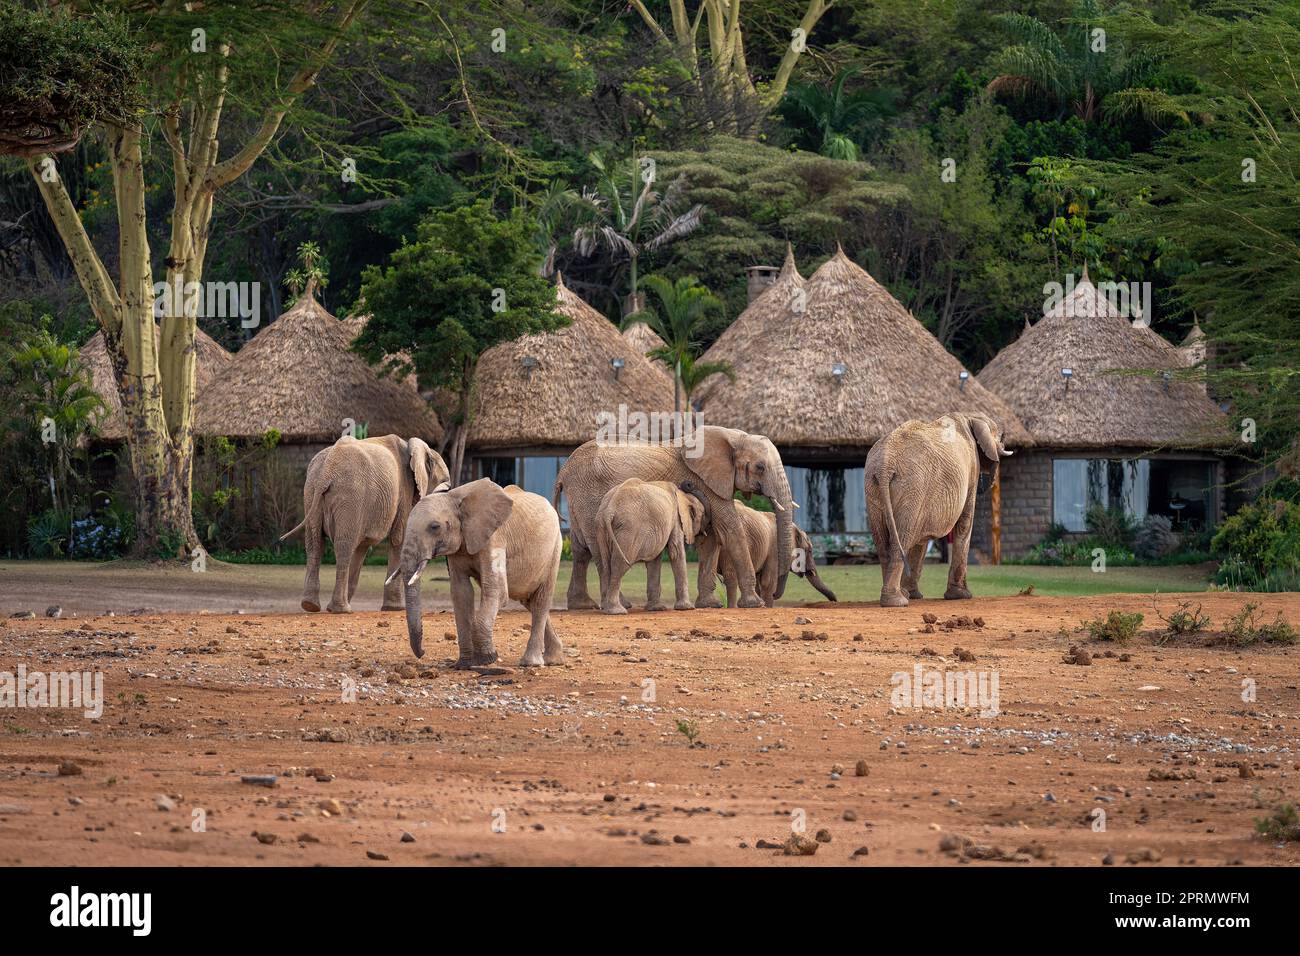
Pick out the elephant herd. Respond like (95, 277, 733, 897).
(283, 414, 1012, 667)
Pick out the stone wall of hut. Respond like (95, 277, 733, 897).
(973, 451, 1053, 559)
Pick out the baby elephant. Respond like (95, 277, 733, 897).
(700, 500, 838, 607)
(596, 478, 707, 614)
(391, 479, 563, 668)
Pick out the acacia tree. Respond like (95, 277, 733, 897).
(626, 0, 836, 135)
(1, 1, 374, 556)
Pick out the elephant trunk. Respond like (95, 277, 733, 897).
(804, 561, 838, 602)
(768, 467, 794, 599)
(402, 549, 429, 658)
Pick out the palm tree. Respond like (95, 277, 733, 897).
(10, 328, 104, 516)
(676, 351, 735, 410)
(571, 152, 704, 314)
(987, 0, 1150, 122)
(625, 274, 727, 414)
(780, 68, 900, 161)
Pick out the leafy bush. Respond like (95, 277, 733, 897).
(67, 514, 126, 559)
(1155, 600, 1210, 637)
(1255, 803, 1300, 842)
(26, 509, 70, 558)
(1212, 498, 1300, 590)
(1214, 602, 1297, 646)
(1081, 610, 1144, 643)
(1085, 505, 1136, 550)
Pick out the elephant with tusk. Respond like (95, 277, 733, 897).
(696, 498, 837, 608)
(865, 413, 1013, 607)
(393, 478, 563, 667)
(282, 434, 447, 614)
(553, 425, 795, 610)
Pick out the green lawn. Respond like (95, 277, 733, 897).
(557, 560, 1216, 604)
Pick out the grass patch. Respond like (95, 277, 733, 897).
(1081, 611, 1145, 644)
(1211, 603, 1298, 647)
(1255, 803, 1300, 842)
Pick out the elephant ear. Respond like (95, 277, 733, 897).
(675, 490, 704, 544)
(407, 437, 446, 498)
(967, 416, 1002, 464)
(452, 479, 514, 555)
(683, 427, 737, 499)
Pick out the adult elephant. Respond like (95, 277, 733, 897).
(865, 413, 1012, 607)
(554, 425, 793, 610)
(282, 434, 448, 613)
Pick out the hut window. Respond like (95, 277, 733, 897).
(1052, 458, 1151, 532)
(478, 455, 569, 523)
(786, 465, 866, 535)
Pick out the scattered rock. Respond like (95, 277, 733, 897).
(154, 794, 175, 812)
(253, 831, 276, 845)
(57, 761, 82, 777)
(852, 846, 870, 858)
(782, 833, 819, 856)
(400, 831, 415, 843)
(814, 828, 832, 844)
(241, 775, 278, 788)
(854, 760, 869, 777)
(45, 606, 62, 619)
(366, 850, 389, 861)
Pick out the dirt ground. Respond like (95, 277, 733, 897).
(1, 587, 1297, 867)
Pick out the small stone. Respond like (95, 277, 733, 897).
(814, 828, 832, 844)
(319, 798, 344, 816)
(783, 833, 819, 856)
(57, 761, 82, 777)
(366, 850, 389, 861)
(640, 833, 670, 846)
(854, 760, 869, 777)
(253, 831, 276, 845)
(154, 794, 175, 812)
(794, 616, 811, 625)
(400, 831, 415, 843)
(45, 606, 62, 619)
(672, 835, 691, 844)
(852, 845, 870, 858)
(9, 610, 35, 619)
(842, 809, 858, 822)
(241, 775, 278, 788)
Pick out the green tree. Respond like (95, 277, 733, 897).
(570, 151, 704, 314)
(355, 200, 567, 482)
(2, 1, 389, 556)
(987, 0, 1150, 122)
(779, 68, 899, 161)
(627, 274, 727, 413)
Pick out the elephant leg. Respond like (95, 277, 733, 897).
(542, 619, 564, 666)
(302, 516, 324, 613)
(473, 568, 505, 665)
(668, 531, 694, 611)
(519, 588, 550, 667)
(695, 537, 723, 608)
(565, 528, 599, 610)
(600, 546, 631, 615)
(760, 557, 778, 608)
(645, 554, 667, 611)
(449, 570, 476, 668)
(326, 533, 356, 613)
(945, 489, 976, 600)
(346, 542, 368, 604)
(904, 540, 927, 600)
(702, 502, 761, 607)
(381, 532, 404, 611)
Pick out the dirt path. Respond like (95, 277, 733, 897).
(1, 591, 1297, 866)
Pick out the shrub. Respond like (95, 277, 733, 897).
(1085, 505, 1136, 550)
(1214, 602, 1298, 646)
(1155, 600, 1210, 639)
(1212, 498, 1300, 590)
(1082, 610, 1144, 643)
(1255, 803, 1300, 842)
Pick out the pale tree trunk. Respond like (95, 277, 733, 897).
(24, 1, 367, 557)
(628, 0, 833, 135)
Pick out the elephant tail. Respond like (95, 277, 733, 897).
(282, 479, 330, 542)
(551, 475, 564, 514)
(601, 507, 629, 573)
(876, 471, 912, 583)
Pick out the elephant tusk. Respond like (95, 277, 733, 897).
(771, 500, 785, 512)
(406, 559, 429, 587)
(385, 567, 401, 586)
(791, 500, 800, 509)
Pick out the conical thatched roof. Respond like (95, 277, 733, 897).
(81, 327, 232, 441)
(196, 284, 442, 444)
(1179, 318, 1208, 368)
(465, 274, 674, 449)
(978, 273, 1226, 449)
(339, 311, 419, 394)
(622, 321, 669, 371)
(695, 245, 804, 385)
(696, 248, 1030, 448)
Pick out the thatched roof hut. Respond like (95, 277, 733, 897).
(977, 271, 1226, 450)
(196, 283, 442, 444)
(465, 274, 674, 451)
(1179, 318, 1208, 368)
(81, 327, 231, 441)
(622, 321, 669, 372)
(696, 247, 1030, 449)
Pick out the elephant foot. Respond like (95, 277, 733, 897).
(674, 600, 695, 611)
(451, 657, 474, 670)
(301, 599, 321, 613)
(645, 602, 668, 612)
(566, 593, 599, 611)
(600, 602, 629, 615)
(619, 593, 632, 609)
(907, 588, 924, 600)
(326, 601, 351, 613)
(472, 649, 499, 667)
(880, 589, 909, 608)
(696, 594, 722, 609)
(944, 586, 973, 600)
(380, 602, 403, 611)
(518, 654, 545, 668)
(736, 593, 764, 608)
(543, 649, 565, 666)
